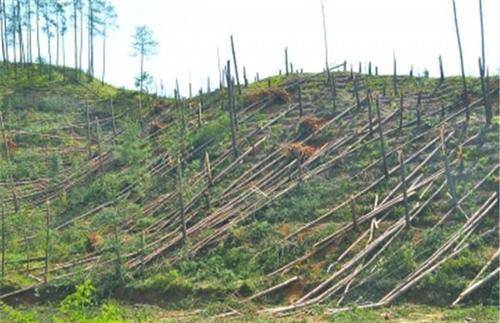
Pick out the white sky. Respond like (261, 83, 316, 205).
(97, 0, 500, 95)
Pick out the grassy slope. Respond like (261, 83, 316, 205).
(0, 63, 498, 321)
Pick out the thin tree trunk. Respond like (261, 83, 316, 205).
(0, 111, 18, 213)
(102, 27, 106, 84)
(2, 0, 8, 63)
(79, 4, 83, 73)
(74, 0, 78, 75)
(439, 55, 445, 83)
(226, 61, 238, 158)
(44, 201, 51, 284)
(1, 201, 5, 281)
(478, 0, 485, 72)
(56, 14, 60, 66)
(398, 151, 411, 228)
(177, 158, 188, 242)
(375, 96, 389, 178)
(285, 47, 289, 76)
(230, 35, 241, 94)
(452, 0, 469, 116)
(440, 126, 457, 205)
(36, 0, 41, 64)
(26, 0, 32, 64)
(478, 58, 491, 126)
(0, 0, 6, 63)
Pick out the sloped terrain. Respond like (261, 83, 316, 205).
(0, 64, 498, 320)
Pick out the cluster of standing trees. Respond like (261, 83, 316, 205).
(0, 0, 116, 81)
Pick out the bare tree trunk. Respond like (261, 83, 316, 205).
(375, 96, 389, 178)
(439, 55, 445, 83)
(452, 0, 469, 116)
(74, 0, 78, 74)
(478, 58, 491, 126)
(0, 0, 6, 63)
(177, 158, 188, 242)
(398, 151, 411, 228)
(226, 61, 239, 158)
(392, 53, 398, 95)
(230, 35, 241, 95)
(440, 126, 457, 206)
(1, 201, 5, 281)
(478, 0, 486, 72)
(285, 47, 289, 76)
(56, 14, 60, 66)
(35, 0, 41, 64)
(102, 27, 106, 84)
(44, 201, 51, 284)
(0, 112, 18, 213)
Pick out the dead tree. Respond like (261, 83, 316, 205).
(392, 53, 398, 95)
(0, 111, 18, 213)
(479, 0, 486, 72)
(367, 89, 373, 136)
(44, 201, 51, 283)
(197, 102, 203, 128)
(230, 35, 241, 94)
(478, 58, 492, 126)
(440, 127, 457, 206)
(177, 157, 188, 242)
(375, 96, 389, 178)
(85, 103, 92, 158)
(298, 83, 304, 117)
(452, 0, 469, 116)
(354, 76, 361, 110)
(439, 55, 445, 83)
(329, 70, 337, 112)
(285, 47, 289, 76)
(398, 151, 411, 228)
(94, 117, 103, 171)
(140, 230, 146, 274)
(204, 152, 213, 210)
(350, 195, 358, 231)
(243, 66, 249, 87)
(416, 91, 422, 128)
(399, 93, 404, 131)
(174, 87, 186, 160)
(226, 61, 239, 158)
(1, 201, 5, 281)
(110, 99, 117, 136)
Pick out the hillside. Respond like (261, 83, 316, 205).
(0, 64, 498, 321)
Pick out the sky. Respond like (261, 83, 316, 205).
(98, 0, 500, 95)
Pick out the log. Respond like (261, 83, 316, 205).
(452, 0, 469, 115)
(230, 35, 241, 94)
(246, 276, 299, 301)
(44, 201, 50, 283)
(375, 96, 389, 178)
(398, 150, 411, 228)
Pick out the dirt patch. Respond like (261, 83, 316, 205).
(288, 142, 317, 159)
(299, 116, 327, 135)
(285, 279, 304, 304)
(244, 87, 292, 106)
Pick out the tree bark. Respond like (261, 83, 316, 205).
(452, 0, 469, 116)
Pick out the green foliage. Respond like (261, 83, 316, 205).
(133, 269, 193, 295)
(0, 303, 37, 323)
(59, 279, 97, 321)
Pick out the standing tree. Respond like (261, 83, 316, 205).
(71, 0, 82, 73)
(131, 25, 158, 116)
(41, 0, 55, 67)
(0, 0, 7, 63)
(99, 0, 116, 84)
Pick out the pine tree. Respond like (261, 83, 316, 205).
(131, 25, 158, 116)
